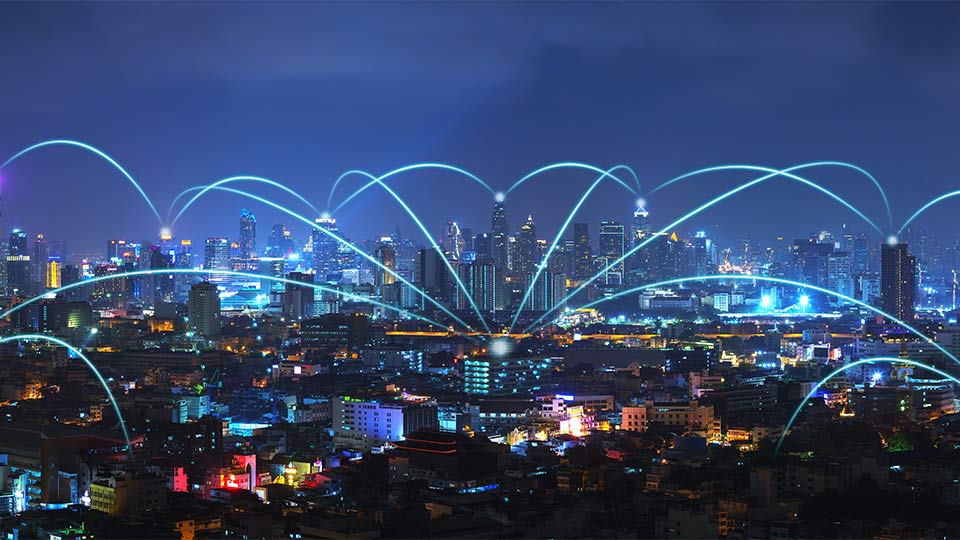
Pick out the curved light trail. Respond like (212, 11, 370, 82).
(775, 357, 960, 455)
(508, 165, 640, 333)
(168, 186, 476, 332)
(504, 162, 641, 196)
(328, 164, 495, 213)
(650, 161, 893, 229)
(0, 334, 132, 457)
(168, 176, 321, 225)
(0, 139, 163, 225)
(527, 166, 886, 332)
(0, 269, 455, 332)
(324, 172, 492, 332)
(527, 274, 960, 367)
(898, 190, 960, 235)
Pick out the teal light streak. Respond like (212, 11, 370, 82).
(532, 274, 959, 368)
(775, 357, 960, 455)
(650, 161, 892, 229)
(526, 167, 885, 332)
(898, 190, 960, 234)
(508, 165, 638, 333)
(169, 176, 321, 225)
(504, 162, 640, 196)
(1, 139, 163, 225)
(0, 334, 132, 457)
(329, 164, 495, 213)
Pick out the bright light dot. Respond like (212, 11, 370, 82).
(886, 235, 899, 246)
(871, 371, 883, 382)
(489, 337, 513, 358)
(90, 328, 98, 335)
(799, 295, 810, 308)
(494, 192, 505, 203)
(320, 211, 331, 220)
(635, 197, 646, 209)
(760, 295, 771, 309)
(160, 227, 171, 237)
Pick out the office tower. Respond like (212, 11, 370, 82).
(374, 237, 396, 287)
(881, 241, 916, 321)
(474, 232, 493, 262)
(514, 215, 538, 280)
(626, 203, 651, 284)
(792, 237, 834, 287)
(282, 271, 315, 320)
(418, 248, 450, 304)
(573, 223, 592, 281)
(311, 216, 341, 282)
(444, 221, 464, 261)
(463, 356, 556, 394)
(491, 201, 509, 271)
(238, 209, 257, 259)
(853, 234, 869, 275)
(598, 221, 625, 288)
(528, 271, 566, 313)
(6, 229, 30, 294)
(827, 251, 854, 300)
(203, 238, 231, 284)
(455, 260, 503, 313)
(187, 281, 221, 337)
(32, 234, 47, 293)
(149, 245, 174, 304)
(692, 231, 714, 276)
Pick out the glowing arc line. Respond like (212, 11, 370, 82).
(530, 274, 959, 368)
(169, 176, 321, 225)
(0, 334, 132, 456)
(0, 139, 163, 225)
(650, 161, 892, 229)
(898, 190, 960, 234)
(508, 165, 638, 333)
(525, 167, 885, 331)
(329, 164, 495, 213)
(504, 162, 640, 196)
(775, 357, 960, 455)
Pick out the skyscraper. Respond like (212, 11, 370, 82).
(573, 223, 592, 281)
(598, 221, 625, 288)
(881, 241, 916, 321)
(32, 234, 48, 293)
(203, 238, 231, 284)
(455, 260, 503, 313)
(6, 229, 30, 294)
(375, 237, 396, 287)
(312, 216, 341, 282)
(187, 281, 221, 337)
(491, 201, 509, 271)
(238, 209, 257, 260)
(515, 215, 538, 279)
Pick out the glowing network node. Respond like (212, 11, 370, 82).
(871, 371, 883, 383)
(495, 191, 505, 203)
(635, 197, 646, 209)
(320, 211, 332, 220)
(886, 234, 899, 246)
(799, 295, 810, 308)
(760, 295, 772, 309)
(489, 337, 514, 358)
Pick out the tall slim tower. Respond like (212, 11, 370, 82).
(573, 223, 592, 281)
(239, 209, 257, 259)
(491, 201, 509, 271)
(881, 241, 916, 321)
(515, 215, 538, 279)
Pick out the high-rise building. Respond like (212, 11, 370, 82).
(514, 215, 538, 280)
(203, 238, 231, 284)
(444, 222, 464, 261)
(455, 260, 503, 313)
(6, 229, 30, 294)
(826, 251, 854, 301)
(573, 223, 592, 281)
(149, 245, 174, 304)
(311, 216, 341, 282)
(528, 271, 566, 313)
(598, 221, 625, 288)
(374, 237, 396, 288)
(187, 281, 221, 337)
(282, 271, 315, 320)
(107, 239, 126, 262)
(881, 241, 916, 321)
(238, 209, 257, 260)
(491, 201, 509, 271)
(32, 234, 47, 293)
(418, 248, 450, 305)
(266, 223, 293, 258)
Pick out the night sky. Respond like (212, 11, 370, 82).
(1, 2, 958, 255)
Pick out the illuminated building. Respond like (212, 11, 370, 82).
(463, 356, 556, 395)
(45, 258, 60, 289)
(203, 237, 231, 284)
(266, 223, 293, 258)
(444, 221, 464, 261)
(881, 241, 916, 321)
(332, 395, 438, 450)
(598, 220, 625, 288)
(238, 208, 257, 260)
(572, 222, 592, 281)
(281, 271, 314, 320)
(621, 400, 717, 436)
(374, 237, 396, 287)
(311, 216, 341, 282)
(455, 260, 503, 313)
(826, 251, 854, 302)
(491, 201, 509, 271)
(32, 234, 47, 293)
(187, 281, 220, 337)
(418, 248, 451, 304)
(300, 314, 354, 350)
(514, 215, 537, 279)
(527, 270, 566, 312)
(6, 229, 30, 294)
(106, 239, 126, 262)
(90, 472, 167, 516)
